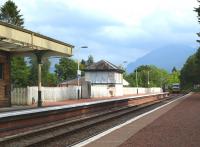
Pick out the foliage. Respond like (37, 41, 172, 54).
(41, 58, 52, 86)
(168, 68, 180, 84)
(79, 55, 95, 76)
(0, 0, 24, 26)
(171, 66, 177, 73)
(11, 57, 30, 87)
(28, 57, 56, 86)
(55, 57, 78, 82)
(194, 0, 200, 43)
(80, 59, 86, 69)
(46, 73, 58, 86)
(28, 57, 38, 86)
(180, 53, 200, 88)
(180, 1, 200, 89)
(86, 55, 94, 66)
(125, 65, 170, 88)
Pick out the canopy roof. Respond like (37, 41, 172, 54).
(0, 21, 74, 56)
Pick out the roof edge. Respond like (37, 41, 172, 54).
(0, 21, 74, 48)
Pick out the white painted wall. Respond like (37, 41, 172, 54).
(91, 85, 109, 98)
(85, 72, 122, 84)
(115, 84, 123, 96)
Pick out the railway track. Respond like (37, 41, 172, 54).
(0, 94, 179, 147)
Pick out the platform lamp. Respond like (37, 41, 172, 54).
(147, 71, 150, 87)
(77, 46, 88, 99)
(136, 69, 138, 94)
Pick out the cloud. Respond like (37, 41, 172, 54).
(0, 0, 199, 66)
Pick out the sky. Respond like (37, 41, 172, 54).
(0, 0, 199, 66)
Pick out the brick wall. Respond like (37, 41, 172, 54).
(0, 51, 10, 107)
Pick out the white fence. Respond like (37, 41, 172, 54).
(11, 86, 163, 105)
(11, 86, 80, 105)
(123, 87, 163, 95)
(11, 88, 28, 105)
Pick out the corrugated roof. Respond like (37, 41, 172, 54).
(85, 60, 124, 73)
(59, 77, 85, 85)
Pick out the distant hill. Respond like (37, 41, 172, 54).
(126, 44, 196, 73)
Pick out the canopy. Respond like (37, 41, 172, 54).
(0, 21, 74, 56)
(0, 21, 74, 107)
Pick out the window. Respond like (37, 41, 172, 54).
(0, 63, 3, 80)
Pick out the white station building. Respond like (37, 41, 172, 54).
(84, 60, 124, 97)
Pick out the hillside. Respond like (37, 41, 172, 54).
(127, 45, 196, 73)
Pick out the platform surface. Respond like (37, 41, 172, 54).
(77, 93, 200, 147)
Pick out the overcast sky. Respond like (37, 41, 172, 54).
(1, 0, 199, 66)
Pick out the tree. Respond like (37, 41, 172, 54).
(180, 1, 200, 89)
(11, 57, 30, 87)
(180, 54, 199, 88)
(81, 59, 86, 66)
(168, 70, 180, 84)
(0, 1, 30, 87)
(194, 0, 200, 43)
(171, 67, 177, 73)
(29, 57, 54, 86)
(46, 73, 58, 86)
(125, 65, 169, 88)
(86, 55, 94, 66)
(55, 57, 78, 82)
(0, 0, 24, 27)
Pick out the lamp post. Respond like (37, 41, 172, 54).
(77, 46, 88, 99)
(136, 69, 138, 94)
(147, 71, 150, 87)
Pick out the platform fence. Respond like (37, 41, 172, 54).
(11, 86, 162, 105)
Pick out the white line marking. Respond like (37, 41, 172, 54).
(72, 93, 191, 147)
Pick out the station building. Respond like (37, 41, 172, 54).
(85, 60, 124, 97)
(59, 60, 126, 98)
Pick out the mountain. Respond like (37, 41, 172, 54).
(126, 44, 196, 73)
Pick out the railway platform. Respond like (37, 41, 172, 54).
(77, 92, 200, 147)
(0, 93, 165, 113)
(0, 93, 168, 146)
(0, 94, 146, 113)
